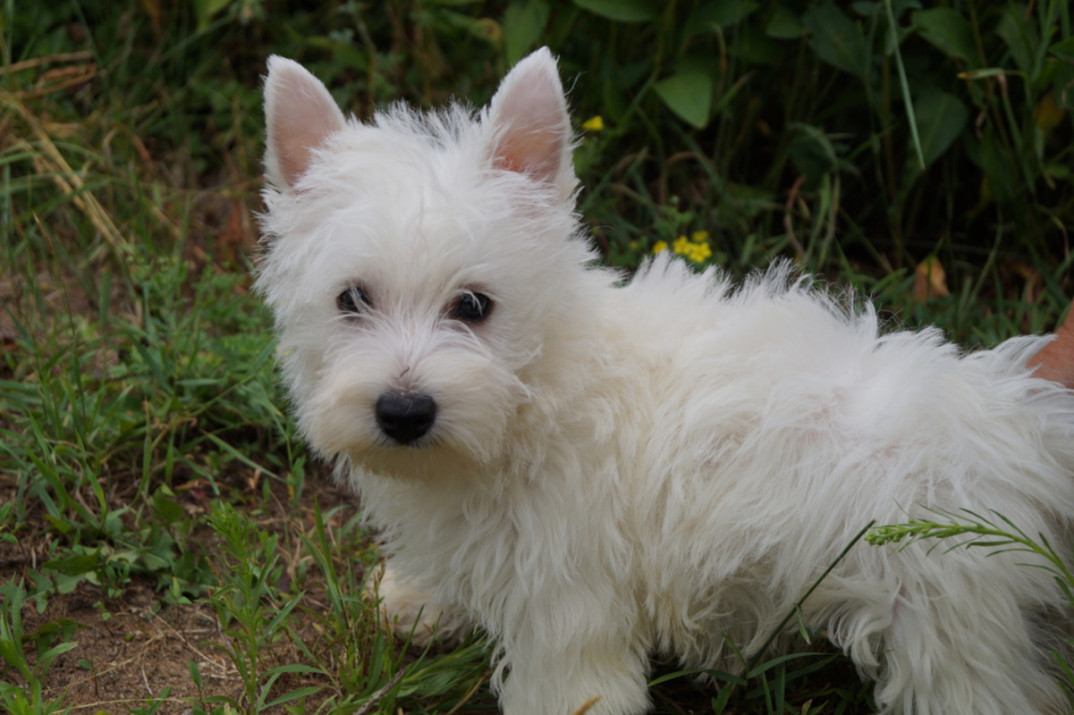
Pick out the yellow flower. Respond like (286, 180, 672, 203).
(687, 242, 712, 263)
(655, 231, 713, 263)
(582, 115, 604, 131)
(665, 231, 712, 264)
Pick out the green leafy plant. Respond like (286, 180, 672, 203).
(868, 508, 1074, 583)
(0, 579, 77, 712)
(203, 500, 320, 710)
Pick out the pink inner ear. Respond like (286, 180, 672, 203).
(494, 124, 563, 181)
(488, 51, 570, 185)
(265, 58, 346, 189)
(274, 99, 343, 187)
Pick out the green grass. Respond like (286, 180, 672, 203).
(1, 0, 1072, 712)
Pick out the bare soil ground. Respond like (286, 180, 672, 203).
(24, 581, 237, 711)
(0, 477, 362, 714)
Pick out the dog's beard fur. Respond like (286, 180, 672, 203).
(257, 48, 1074, 715)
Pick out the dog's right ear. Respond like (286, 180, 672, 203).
(263, 56, 346, 191)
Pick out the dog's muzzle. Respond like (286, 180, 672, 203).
(375, 391, 437, 445)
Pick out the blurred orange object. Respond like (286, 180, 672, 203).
(1029, 301, 1074, 389)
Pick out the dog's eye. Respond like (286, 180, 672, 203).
(452, 292, 492, 323)
(337, 286, 372, 314)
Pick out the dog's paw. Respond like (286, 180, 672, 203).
(365, 563, 470, 647)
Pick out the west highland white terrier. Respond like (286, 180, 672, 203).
(257, 48, 1074, 714)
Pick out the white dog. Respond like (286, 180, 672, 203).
(257, 48, 1074, 714)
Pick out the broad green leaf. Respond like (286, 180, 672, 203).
(1044, 163, 1070, 180)
(571, 0, 657, 23)
(38, 640, 79, 667)
(151, 487, 185, 525)
(43, 551, 103, 576)
(996, 5, 1038, 76)
(504, 0, 550, 65)
(801, 2, 867, 79)
(912, 88, 968, 167)
(733, 23, 786, 65)
(788, 123, 842, 182)
(912, 8, 977, 66)
(192, 0, 235, 31)
(263, 686, 323, 708)
(688, 0, 759, 30)
(766, 3, 805, 39)
(1050, 36, 1074, 63)
(654, 71, 713, 128)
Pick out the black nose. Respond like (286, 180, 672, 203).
(375, 392, 437, 445)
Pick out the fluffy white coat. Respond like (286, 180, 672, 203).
(257, 48, 1074, 714)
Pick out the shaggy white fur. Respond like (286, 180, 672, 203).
(257, 48, 1074, 714)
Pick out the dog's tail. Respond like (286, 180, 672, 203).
(1029, 300, 1074, 389)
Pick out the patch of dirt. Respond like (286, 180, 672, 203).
(12, 573, 340, 714)
(2, 476, 361, 713)
(23, 580, 235, 711)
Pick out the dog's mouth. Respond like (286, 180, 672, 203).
(350, 432, 486, 484)
(374, 430, 441, 451)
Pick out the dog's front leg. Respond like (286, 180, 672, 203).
(370, 561, 473, 647)
(498, 621, 650, 715)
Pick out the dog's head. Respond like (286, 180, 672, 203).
(256, 49, 595, 481)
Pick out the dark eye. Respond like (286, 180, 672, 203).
(452, 292, 492, 322)
(337, 286, 371, 314)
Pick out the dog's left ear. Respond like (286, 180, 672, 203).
(486, 47, 573, 188)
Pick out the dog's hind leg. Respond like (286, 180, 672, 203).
(867, 573, 1066, 715)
